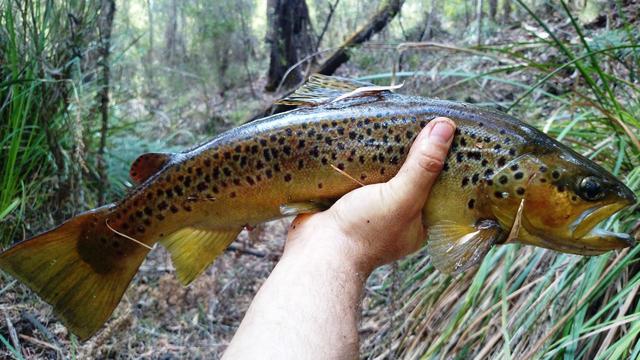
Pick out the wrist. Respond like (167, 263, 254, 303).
(284, 215, 374, 279)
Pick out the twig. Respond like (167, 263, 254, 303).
(315, 0, 340, 52)
(226, 244, 272, 259)
(330, 164, 365, 187)
(105, 219, 153, 250)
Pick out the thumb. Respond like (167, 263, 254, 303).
(387, 117, 456, 212)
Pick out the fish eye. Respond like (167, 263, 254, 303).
(578, 176, 604, 201)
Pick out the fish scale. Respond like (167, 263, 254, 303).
(0, 75, 635, 339)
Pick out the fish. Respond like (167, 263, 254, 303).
(0, 75, 636, 339)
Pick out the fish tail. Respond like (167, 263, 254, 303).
(0, 204, 150, 340)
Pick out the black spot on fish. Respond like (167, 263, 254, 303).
(284, 174, 292, 182)
(337, 126, 345, 135)
(278, 137, 285, 145)
(499, 129, 506, 135)
(204, 159, 211, 167)
(307, 129, 316, 137)
(256, 161, 265, 170)
(325, 137, 333, 145)
(197, 182, 207, 192)
(494, 191, 504, 199)
(456, 152, 464, 163)
(514, 172, 524, 180)
(286, 128, 293, 136)
(263, 148, 272, 162)
(266, 169, 273, 178)
(274, 164, 281, 172)
(230, 192, 237, 198)
(494, 144, 502, 150)
(380, 167, 386, 175)
(270, 148, 279, 159)
(510, 164, 519, 171)
(321, 157, 328, 165)
(359, 155, 365, 164)
(481, 159, 489, 167)
(468, 151, 482, 161)
(509, 148, 517, 156)
(443, 162, 449, 171)
(539, 165, 548, 173)
(298, 159, 305, 170)
(337, 163, 345, 171)
(270, 134, 278, 142)
(233, 179, 241, 186)
(460, 137, 467, 146)
(516, 187, 525, 195)
(484, 136, 491, 143)
(366, 128, 373, 136)
(406, 131, 414, 139)
(223, 167, 232, 177)
(472, 173, 480, 184)
(318, 182, 323, 189)
(224, 152, 231, 160)
(165, 189, 174, 198)
(485, 169, 494, 178)
(394, 134, 402, 143)
(462, 177, 470, 187)
(468, 199, 475, 209)
(497, 157, 506, 167)
(240, 156, 248, 167)
(499, 175, 508, 184)
(251, 145, 259, 154)
(552, 170, 560, 179)
(349, 131, 357, 140)
(420, 121, 427, 127)
(298, 139, 306, 149)
(170, 205, 179, 213)
(557, 185, 565, 192)
(212, 186, 219, 194)
(174, 186, 184, 196)
(246, 176, 256, 186)
(311, 146, 320, 158)
(158, 201, 168, 210)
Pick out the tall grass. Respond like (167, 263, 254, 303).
(0, 1, 102, 246)
(362, 2, 640, 359)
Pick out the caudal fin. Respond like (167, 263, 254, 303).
(0, 205, 149, 340)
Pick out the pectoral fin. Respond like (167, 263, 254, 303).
(279, 200, 334, 216)
(160, 227, 241, 285)
(427, 220, 505, 274)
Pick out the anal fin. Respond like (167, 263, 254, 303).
(427, 220, 505, 274)
(160, 227, 240, 285)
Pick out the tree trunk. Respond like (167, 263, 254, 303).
(476, 0, 484, 46)
(315, 0, 405, 76)
(489, 0, 497, 21)
(265, 0, 315, 92)
(146, 0, 155, 92)
(164, 0, 179, 66)
(97, 0, 115, 204)
(502, 0, 511, 24)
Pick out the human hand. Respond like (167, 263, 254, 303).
(285, 117, 456, 275)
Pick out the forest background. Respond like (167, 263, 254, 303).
(1, 0, 640, 358)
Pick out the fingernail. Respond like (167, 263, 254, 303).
(429, 120, 455, 144)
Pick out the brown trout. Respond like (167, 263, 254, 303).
(0, 75, 636, 339)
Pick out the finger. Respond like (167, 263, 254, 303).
(387, 117, 456, 212)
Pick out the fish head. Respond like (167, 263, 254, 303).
(490, 151, 636, 255)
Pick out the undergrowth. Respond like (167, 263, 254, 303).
(361, 1, 640, 359)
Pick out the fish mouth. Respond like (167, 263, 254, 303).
(564, 201, 636, 255)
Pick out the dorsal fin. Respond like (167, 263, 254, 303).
(277, 74, 381, 106)
(130, 153, 172, 184)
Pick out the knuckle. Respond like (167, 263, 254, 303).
(416, 152, 444, 173)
